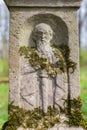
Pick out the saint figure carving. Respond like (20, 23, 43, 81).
(32, 23, 67, 112)
(20, 23, 68, 112)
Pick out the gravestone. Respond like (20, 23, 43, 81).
(4, 0, 83, 130)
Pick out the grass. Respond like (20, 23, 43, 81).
(80, 67, 87, 120)
(80, 49, 87, 67)
(0, 59, 8, 77)
(0, 59, 9, 129)
(80, 49, 87, 120)
(0, 84, 8, 129)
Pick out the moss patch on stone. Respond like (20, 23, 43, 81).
(2, 103, 60, 130)
(19, 46, 67, 77)
(67, 97, 87, 129)
(53, 44, 77, 73)
(2, 98, 87, 130)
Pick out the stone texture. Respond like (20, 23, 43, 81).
(4, 0, 82, 7)
(20, 72, 39, 110)
(5, 0, 82, 129)
(55, 73, 68, 109)
(58, 127, 84, 130)
(8, 7, 81, 108)
(19, 22, 68, 112)
(17, 126, 84, 130)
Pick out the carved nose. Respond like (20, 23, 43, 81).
(42, 33, 46, 38)
(41, 33, 44, 37)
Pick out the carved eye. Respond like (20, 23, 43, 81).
(38, 31, 47, 35)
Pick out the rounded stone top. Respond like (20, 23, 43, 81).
(4, 0, 82, 8)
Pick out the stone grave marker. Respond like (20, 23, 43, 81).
(4, 0, 84, 130)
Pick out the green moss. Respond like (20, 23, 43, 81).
(19, 46, 67, 77)
(67, 97, 87, 129)
(52, 45, 67, 73)
(10, 45, 81, 130)
(2, 103, 60, 130)
(58, 44, 77, 73)
(19, 45, 77, 77)
(2, 99, 87, 130)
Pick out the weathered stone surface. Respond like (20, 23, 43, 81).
(8, 7, 80, 108)
(55, 73, 68, 109)
(5, 0, 82, 129)
(20, 72, 39, 110)
(58, 127, 84, 130)
(17, 126, 84, 130)
(4, 0, 82, 7)
(17, 128, 29, 130)
(19, 22, 68, 112)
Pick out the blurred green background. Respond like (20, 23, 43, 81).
(0, 49, 87, 129)
(80, 49, 87, 120)
(0, 59, 9, 129)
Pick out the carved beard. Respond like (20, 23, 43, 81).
(36, 41, 54, 63)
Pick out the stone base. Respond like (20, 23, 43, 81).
(17, 126, 84, 130)
(58, 127, 84, 130)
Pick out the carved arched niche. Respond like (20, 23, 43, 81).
(19, 14, 74, 112)
(20, 13, 69, 47)
(19, 14, 69, 111)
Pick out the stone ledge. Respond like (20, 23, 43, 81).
(58, 127, 84, 130)
(4, 0, 82, 8)
(17, 126, 84, 130)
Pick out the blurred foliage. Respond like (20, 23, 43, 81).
(0, 84, 8, 129)
(80, 49, 87, 68)
(0, 59, 8, 77)
(80, 49, 87, 120)
(80, 68, 87, 120)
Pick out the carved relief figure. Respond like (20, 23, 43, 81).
(20, 23, 68, 112)
(32, 23, 67, 112)
(33, 23, 55, 62)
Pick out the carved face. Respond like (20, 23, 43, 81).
(33, 23, 53, 43)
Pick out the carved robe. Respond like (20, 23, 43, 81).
(20, 46, 68, 112)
